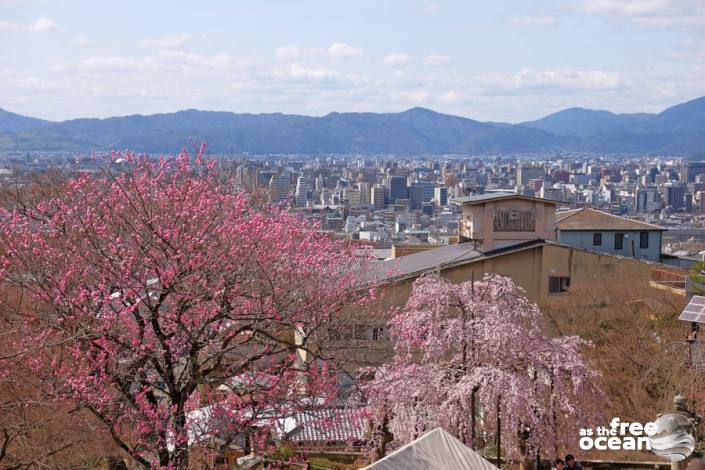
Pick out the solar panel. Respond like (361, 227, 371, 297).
(678, 296, 705, 323)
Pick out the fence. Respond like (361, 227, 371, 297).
(650, 266, 687, 291)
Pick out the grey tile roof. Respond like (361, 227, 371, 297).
(367, 240, 549, 285)
(555, 208, 664, 231)
(368, 243, 485, 282)
(277, 408, 367, 443)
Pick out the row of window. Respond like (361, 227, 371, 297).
(593, 231, 649, 250)
(330, 325, 389, 341)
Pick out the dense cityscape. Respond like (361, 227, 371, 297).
(4, 151, 705, 262)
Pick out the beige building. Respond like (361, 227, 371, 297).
(454, 193, 556, 250)
(371, 239, 655, 304)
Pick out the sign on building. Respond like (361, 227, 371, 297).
(493, 208, 536, 232)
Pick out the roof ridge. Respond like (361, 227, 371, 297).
(556, 207, 663, 231)
(555, 207, 584, 222)
(586, 207, 663, 230)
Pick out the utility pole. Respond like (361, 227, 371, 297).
(496, 394, 501, 469)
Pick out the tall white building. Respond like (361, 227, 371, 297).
(295, 176, 310, 207)
(371, 185, 385, 210)
(320, 188, 332, 205)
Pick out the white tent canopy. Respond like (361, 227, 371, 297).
(364, 428, 500, 470)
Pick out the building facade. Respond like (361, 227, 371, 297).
(555, 208, 664, 262)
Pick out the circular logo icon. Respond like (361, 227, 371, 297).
(648, 413, 695, 462)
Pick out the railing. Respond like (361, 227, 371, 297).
(650, 267, 687, 291)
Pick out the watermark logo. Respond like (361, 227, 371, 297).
(648, 413, 695, 462)
(579, 418, 656, 452)
(579, 416, 695, 462)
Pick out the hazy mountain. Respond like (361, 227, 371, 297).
(0, 108, 50, 133)
(520, 96, 705, 154)
(520, 108, 653, 138)
(0, 107, 567, 154)
(1, 96, 705, 155)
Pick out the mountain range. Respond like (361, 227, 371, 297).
(1, 96, 705, 155)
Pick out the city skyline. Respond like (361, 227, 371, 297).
(2, 0, 704, 122)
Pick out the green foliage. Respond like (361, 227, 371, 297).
(689, 261, 705, 295)
(307, 457, 360, 470)
(268, 443, 296, 463)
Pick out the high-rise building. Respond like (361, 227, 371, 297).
(636, 187, 661, 213)
(269, 173, 290, 203)
(682, 162, 705, 183)
(295, 176, 310, 207)
(434, 186, 448, 206)
(516, 166, 545, 186)
(344, 188, 361, 208)
(320, 187, 331, 205)
(409, 182, 435, 210)
(371, 185, 386, 210)
(665, 184, 685, 210)
(359, 182, 371, 206)
(387, 175, 408, 204)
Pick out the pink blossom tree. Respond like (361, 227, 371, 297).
(0, 148, 371, 469)
(365, 274, 602, 465)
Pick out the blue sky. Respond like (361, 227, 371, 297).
(1, 0, 704, 122)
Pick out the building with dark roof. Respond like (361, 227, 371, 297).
(369, 238, 659, 302)
(452, 192, 557, 250)
(555, 208, 664, 262)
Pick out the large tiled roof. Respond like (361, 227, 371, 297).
(452, 192, 557, 206)
(276, 408, 367, 443)
(367, 239, 545, 283)
(367, 243, 484, 282)
(555, 208, 664, 231)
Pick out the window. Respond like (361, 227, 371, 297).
(593, 233, 602, 246)
(549, 276, 570, 294)
(330, 324, 368, 341)
(353, 325, 369, 341)
(372, 326, 389, 341)
(640, 231, 649, 249)
(614, 233, 624, 250)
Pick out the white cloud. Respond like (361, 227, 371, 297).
(275, 45, 303, 61)
(286, 64, 341, 81)
(670, 39, 705, 63)
(69, 35, 89, 47)
(508, 15, 558, 26)
(80, 56, 154, 71)
(0, 20, 21, 32)
(383, 53, 411, 66)
(494, 68, 622, 92)
(578, 0, 673, 16)
(0, 16, 58, 33)
(576, 0, 705, 30)
(274, 45, 326, 61)
(29, 16, 58, 33)
(399, 90, 430, 103)
(425, 53, 450, 66)
(440, 90, 461, 103)
(140, 33, 190, 49)
(328, 42, 363, 60)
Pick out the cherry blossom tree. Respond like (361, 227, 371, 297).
(365, 274, 602, 465)
(0, 147, 371, 469)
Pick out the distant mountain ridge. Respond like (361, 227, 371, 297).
(1, 96, 705, 155)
